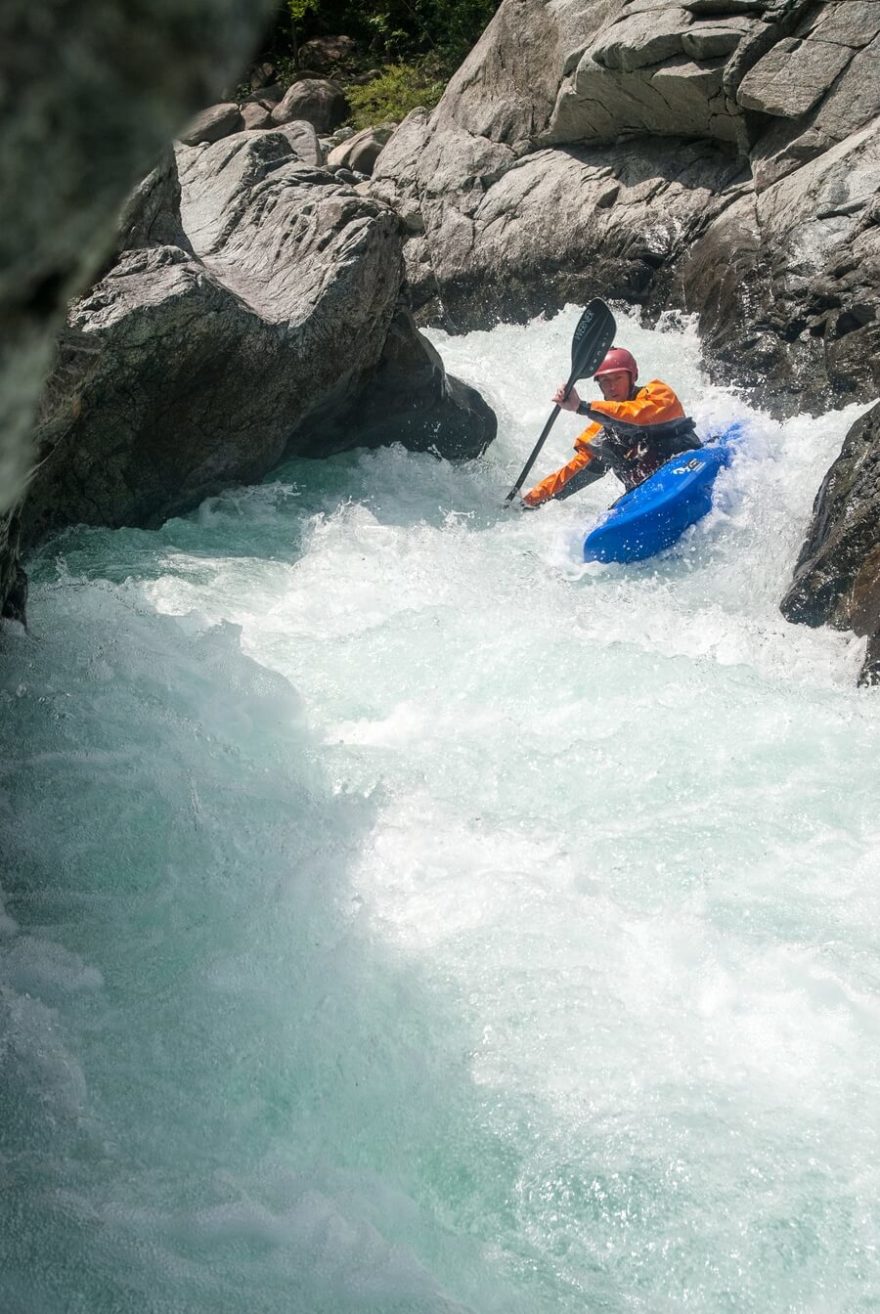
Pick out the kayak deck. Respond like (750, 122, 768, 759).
(583, 422, 745, 564)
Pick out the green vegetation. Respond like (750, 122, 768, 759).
(255, 0, 501, 125)
(346, 62, 446, 130)
(281, 0, 500, 70)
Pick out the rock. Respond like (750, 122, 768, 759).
(275, 120, 323, 166)
(24, 145, 399, 538)
(750, 32, 880, 188)
(327, 125, 394, 175)
(780, 401, 880, 685)
(737, 36, 854, 118)
(241, 102, 272, 130)
(298, 35, 359, 74)
(545, 50, 750, 151)
(721, 0, 813, 89)
(809, 36, 880, 140)
(0, 0, 276, 622)
(797, 0, 880, 50)
(372, 29, 749, 326)
(177, 102, 245, 145)
(591, 7, 693, 72)
(241, 83, 283, 105)
(0, 515, 26, 624)
(681, 17, 755, 58)
(22, 130, 495, 545)
(374, 0, 880, 411)
(299, 307, 496, 458)
(249, 61, 278, 89)
(327, 125, 357, 146)
(684, 0, 767, 11)
(542, 0, 766, 152)
(270, 79, 349, 134)
(116, 150, 185, 251)
(674, 121, 880, 412)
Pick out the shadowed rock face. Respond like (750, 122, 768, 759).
(1, 0, 277, 521)
(21, 132, 496, 548)
(0, 0, 278, 627)
(300, 306, 497, 460)
(780, 403, 880, 685)
(2, 11, 496, 621)
(371, 0, 880, 412)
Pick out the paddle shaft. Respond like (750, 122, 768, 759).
(503, 298, 615, 506)
(503, 376, 577, 503)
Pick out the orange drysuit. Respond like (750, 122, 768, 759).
(523, 379, 697, 506)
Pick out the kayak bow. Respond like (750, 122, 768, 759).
(583, 421, 746, 564)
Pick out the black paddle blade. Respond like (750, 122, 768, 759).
(502, 299, 616, 504)
(570, 298, 616, 381)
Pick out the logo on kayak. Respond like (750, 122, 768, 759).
(672, 458, 701, 474)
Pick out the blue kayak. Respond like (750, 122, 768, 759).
(583, 421, 746, 564)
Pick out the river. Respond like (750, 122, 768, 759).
(1, 306, 878, 1312)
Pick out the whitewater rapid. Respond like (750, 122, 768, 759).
(2, 307, 879, 1313)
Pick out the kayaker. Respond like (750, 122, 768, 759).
(521, 347, 700, 507)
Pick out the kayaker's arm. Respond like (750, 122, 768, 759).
(522, 424, 608, 507)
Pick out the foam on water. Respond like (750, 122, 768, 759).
(2, 306, 879, 1312)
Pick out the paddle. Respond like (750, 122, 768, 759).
(503, 298, 616, 505)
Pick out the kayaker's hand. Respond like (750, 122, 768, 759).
(554, 385, 581, 412)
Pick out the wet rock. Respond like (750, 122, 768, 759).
(22, 130, 495, 546)
(780, 402, 880, 685)
(0, 515, 26, 625)
(299, 307, 496, 458)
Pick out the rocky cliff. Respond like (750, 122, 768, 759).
(781, 401, 880, 685)
(22, 131, 495, 547)
(371, 0, 879, 415)
(2, 0, 276, 518)
(370, 0, 880, 681)
(1, 2, 496, 621)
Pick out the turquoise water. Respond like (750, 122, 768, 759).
(2, 308, 879, 1312)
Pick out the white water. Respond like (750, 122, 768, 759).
(2, 307, 879, 1313)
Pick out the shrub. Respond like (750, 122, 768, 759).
(347, 62, 445, 129)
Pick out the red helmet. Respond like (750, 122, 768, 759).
(594, 347, 638, 384)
